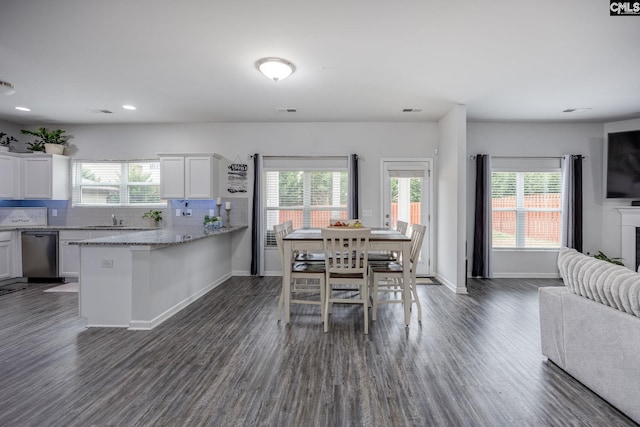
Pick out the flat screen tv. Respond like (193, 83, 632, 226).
(606, 129, 640, 199)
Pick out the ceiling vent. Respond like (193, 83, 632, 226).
(402, 108, 423, 113)
(563, 108, 592, 113)
(87, 109, 114, 114)
(276, 108, 297, 113)
(0, 80, 15, 95)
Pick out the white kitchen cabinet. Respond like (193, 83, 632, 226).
(59, 230, 125, 278)
(0, 155, 20, 199)
(158, 153, 220, 199)
(59, 231, 89, 278)
(22, 154, 70, 199)
(0, 231, 14, 281)
(0, 153, 70, 200)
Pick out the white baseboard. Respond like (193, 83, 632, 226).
(436, 274, 468, 294)
(468, 272, 561, 279)
(128, 272, 231, 331)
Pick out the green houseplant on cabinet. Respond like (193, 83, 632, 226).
(0, 132, 17, 152)
(20, 127, 69, 154)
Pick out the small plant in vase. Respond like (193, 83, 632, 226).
(20, 127, 69, 154)
(142, 210, 163, 227)
(203, 214, 222, 230)
(0, 132, 17, 152)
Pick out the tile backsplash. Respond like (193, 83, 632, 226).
(0, 198, 249, 228)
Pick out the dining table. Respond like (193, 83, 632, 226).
(282, 227, 413, 326)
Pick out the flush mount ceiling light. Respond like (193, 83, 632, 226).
(256, 57, 296, 82)
(122, 105, 136, 110)
(0, 80, 16, 95)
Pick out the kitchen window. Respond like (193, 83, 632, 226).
(491, 158, 562, 249)
(264, 156, 348, 247)
(72, 160, 165, 206)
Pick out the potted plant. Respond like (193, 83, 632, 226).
(0, 132, 17, 152)
(591, 251, 624, 266)
(203, 214, 222, 229)
(142, 210, 163, 227)
(20, 127, 69, 154)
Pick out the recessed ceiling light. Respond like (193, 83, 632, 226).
(122, 105, 136, 110)
(15, 106, 30, 112)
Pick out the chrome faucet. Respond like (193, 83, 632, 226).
(112, 214, 118, 226)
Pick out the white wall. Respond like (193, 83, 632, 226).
(56, 122, 438, 274)
(602, 118, 640, 262)
(466, 121, 605, 278)
(0, 119, 22, 151)
(436, 105, 468, 293)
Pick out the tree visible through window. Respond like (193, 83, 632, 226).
(265, 169, 348, 247)
(72, 160, 164, 206)
(491, 171, 562, 248)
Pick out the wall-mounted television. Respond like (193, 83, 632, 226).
(606, 130, 640, 199)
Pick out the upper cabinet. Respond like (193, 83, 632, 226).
(0, 154, 19, 199)
(158, 153, 221, 199)
(0, 153, 70, 200)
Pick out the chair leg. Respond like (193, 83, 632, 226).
(412, 282, 422, 322)
(277, 279, 284, 321)
(363, 278, 369, 334)
(323, 283, 331, 333)
(371, 272, 379, 321)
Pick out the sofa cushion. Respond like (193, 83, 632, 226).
(557, 247, 640, 318)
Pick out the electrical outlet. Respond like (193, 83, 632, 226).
(175, 209, 181, 216)
(209, 209, 215, 217)
(101, 259, 114, 268)
(186, 209, 192, 216)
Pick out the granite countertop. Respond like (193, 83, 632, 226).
(70, 225, 246, 246)
(0, 225, 154, 231)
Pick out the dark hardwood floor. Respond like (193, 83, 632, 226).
(0, 277, 636, 427)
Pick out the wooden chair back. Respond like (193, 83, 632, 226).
(321, 228, 371, 276)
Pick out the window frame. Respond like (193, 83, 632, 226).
(491, 158, 562, 250)
(263, 156, 349, 248)
(72, 159, 167, 207)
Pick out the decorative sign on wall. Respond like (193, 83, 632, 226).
(227, 158, 248, 194)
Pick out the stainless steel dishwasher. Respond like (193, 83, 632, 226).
(21, 231, 60, 281)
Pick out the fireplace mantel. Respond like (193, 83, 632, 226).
(617, 207, 640, 271)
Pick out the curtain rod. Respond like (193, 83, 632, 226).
(263, 155, 350, 160)
(469, 155, 587, 160)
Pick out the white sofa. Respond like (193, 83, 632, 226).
(539, 247, 640, 424)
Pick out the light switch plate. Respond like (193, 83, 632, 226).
(175, 209, 181, 216)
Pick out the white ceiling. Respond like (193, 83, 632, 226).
(0, 0, 639, 125)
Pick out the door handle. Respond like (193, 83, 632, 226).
(385, 222, 389, 226)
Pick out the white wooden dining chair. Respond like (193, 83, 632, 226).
(369, 223, 426, 322)
(396, 220, 409, 236)
(321, 227, 371, 334)
(275, 222, 325, 322)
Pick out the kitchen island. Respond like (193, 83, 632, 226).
(73, 225, 246, 330)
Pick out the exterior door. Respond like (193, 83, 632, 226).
(381, 159, 432, 276)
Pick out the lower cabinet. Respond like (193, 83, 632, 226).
(0, 232, 13, 281)
(59, 230, 124, 278)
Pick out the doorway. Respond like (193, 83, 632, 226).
(381, 158, 433, 276)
